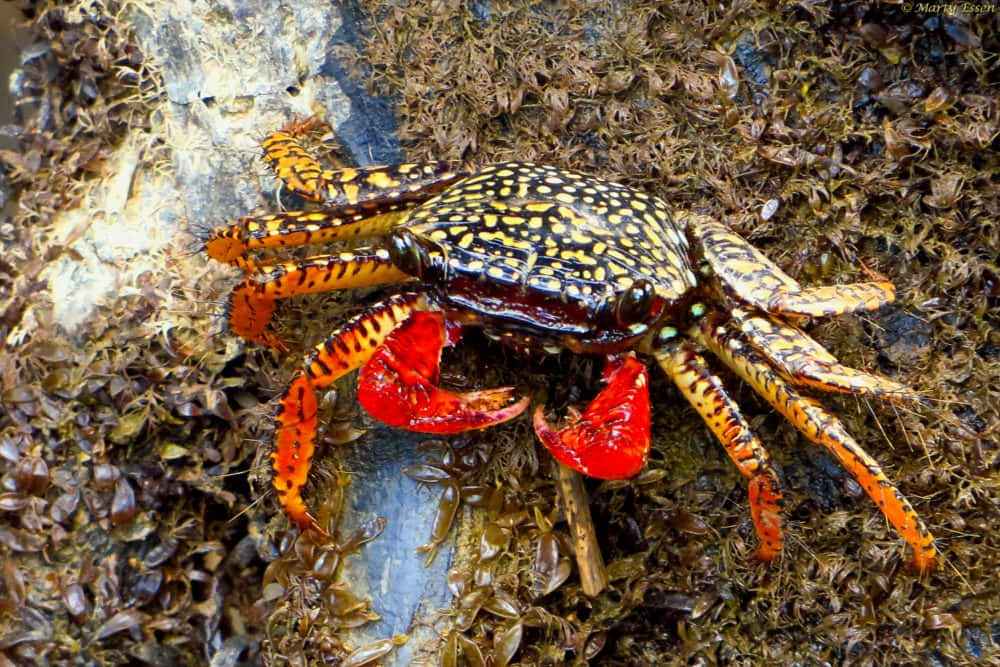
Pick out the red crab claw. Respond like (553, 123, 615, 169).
(357, 311, 530, 433)
(533, 353, 651, 479)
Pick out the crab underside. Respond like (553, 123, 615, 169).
(204, 119, 937, 573)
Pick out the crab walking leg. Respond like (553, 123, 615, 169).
(277, 298, 530, 530)
(228, 247, 412, 350)
(205, 208, 411, 272)
(261, 117, 465, 206)
(693, 316, 938, 573)
(274, 293, 427, 530)
(767, 284, 897, 318)
(357, 311, 530, 433)
(533, 354, 651, 480)
(685, 214, 897, 317)
(730, 307, 919, 403)
(655, 343, 784, 561)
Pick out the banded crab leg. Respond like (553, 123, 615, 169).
(261, 116, 465, 207)
(683, 214, 912, 401)
(654, 341, 784, 561)
(275, 293, 528, 531)
(729, 306, 918, 402)
(693, 315, 938, 573)
(204, 206, 437, 351)
(204, 118, 466, 347)
(684, 214, 898, 317)
(533, 354, 652, 480)
(204, 204, 425, 350)
(204, 208, 415, 273)
(222, 247, 412, 351)
(206, 117, 465, 273)
(275, 293, 423, 530)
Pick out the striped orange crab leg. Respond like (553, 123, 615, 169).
(224, 247, 411, 351)
(205, 122, 464, 273)
(533, 354, 652, 480)
(204, 119, 466, 348)
(204, 208, 414, 273)
(653, 341, 784, 562)
(693, 316, 938, 573)
(274, 293, 424, 530)
(205, 208, 431, 351)
(205, 204, 420, 351)
(275, 295, 528, 531)
(260, 116, 465, 206)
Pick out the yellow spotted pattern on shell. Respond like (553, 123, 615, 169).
(404, 162, 698, 309)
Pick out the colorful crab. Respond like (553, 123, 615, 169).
(204, 119, 937, 573)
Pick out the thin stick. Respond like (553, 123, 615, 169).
(555, 462, 607, 596)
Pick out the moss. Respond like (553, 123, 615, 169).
(0, 2, 270, 664)
(1, 0, 996, 664)
(354, 1, 998, 663)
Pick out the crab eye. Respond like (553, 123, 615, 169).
(614, 279, 656, 326)
(388, 231, 427, 278)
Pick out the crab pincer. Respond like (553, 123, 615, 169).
(533, 354, 651, 479)
(358, 311, 530, 433)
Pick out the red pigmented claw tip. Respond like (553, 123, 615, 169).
(358, 311, 530, 434)
(533, 354, 651, 480)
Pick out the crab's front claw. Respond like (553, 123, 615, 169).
(533, 353, 651, 479)
(358, 311, 529, 433)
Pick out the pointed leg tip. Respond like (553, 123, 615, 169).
(752, 546, 780, 563)
(269, 338, 290, 354)
(279, 492, 328, 537)
(279, 114, 328, 136)
(290, 515, 331, 540)
(303, 516, 331, 539)
(909, 552, 939, 576)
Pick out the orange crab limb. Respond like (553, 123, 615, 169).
(357, 311, 529, 434)
(694, 316, 938, 573)
(533, 354, 651, 479)
(730, 307, 919, 402)
(261, 117, 465, 206)
(274, 293, 425, 530)
(205, 208, 410, 272)
(687, 215, 897, 317)
(227, 248, 412, 350)
(656, 343, 784, 561)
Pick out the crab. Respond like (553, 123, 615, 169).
(204, 118, 937, 573)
